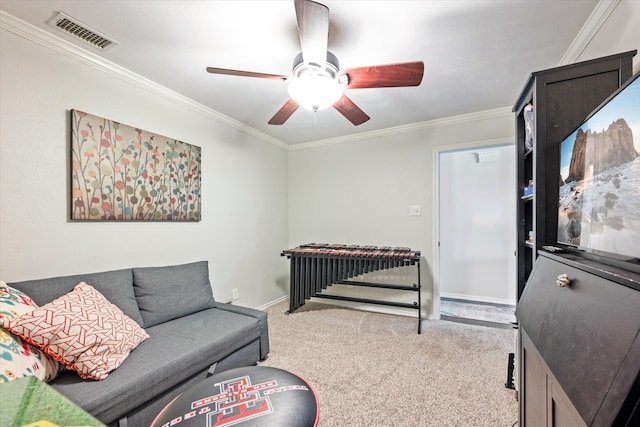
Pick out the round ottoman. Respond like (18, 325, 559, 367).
(151, 366, 319, 427)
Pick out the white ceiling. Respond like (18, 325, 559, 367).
(1, 0, 602, 145)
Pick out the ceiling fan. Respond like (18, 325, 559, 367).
(206, 0, 424, 126)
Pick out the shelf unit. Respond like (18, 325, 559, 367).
(512, 50, 636, 299)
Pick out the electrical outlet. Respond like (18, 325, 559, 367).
(409, 205, 421, 216)
(232, 288, 239, 300)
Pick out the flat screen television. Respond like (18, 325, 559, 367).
(557, 70, 640, 272)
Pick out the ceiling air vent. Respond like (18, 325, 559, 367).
(47, 12, 118, 51)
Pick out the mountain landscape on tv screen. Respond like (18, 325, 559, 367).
(558, 118, 640, 260)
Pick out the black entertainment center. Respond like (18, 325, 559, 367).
(513, 50, 640, 426)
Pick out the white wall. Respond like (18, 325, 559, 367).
(288, 112, 514, 317)
(0, 28, 289, 309)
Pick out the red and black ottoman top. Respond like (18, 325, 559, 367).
(151, 366, 319, 427)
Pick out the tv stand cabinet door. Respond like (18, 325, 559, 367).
(520, 330, 587, 427)
(548, 372, 586, 427)
(520, 331, 547, 426)
(516, 253, 640, 425)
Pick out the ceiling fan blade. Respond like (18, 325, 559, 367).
(295, 0, 329, 66)
(268, 99, 300, 125)
(206, 67, 287, 80)
(333, 95, 370, 126)
(345, 61, 424, 89)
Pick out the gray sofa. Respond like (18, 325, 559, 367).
(8, 261, 269, 426)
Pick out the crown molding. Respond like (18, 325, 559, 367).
(1, 10, 516, 153)
(558, 0, 620, 66)
(289, 106, 513, 151)
(0, 11, 288, 150)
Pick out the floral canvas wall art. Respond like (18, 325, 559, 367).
(71, 110, 201, 221)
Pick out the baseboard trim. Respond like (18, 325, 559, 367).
(256, 295, 288, 311)
(440, 292, 515, 306)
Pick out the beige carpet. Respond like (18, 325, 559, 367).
(259, 300, 518, 427)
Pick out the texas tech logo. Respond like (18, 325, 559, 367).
(160, 374, 309, 427)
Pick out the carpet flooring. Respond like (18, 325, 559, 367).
(440, 299, 516, 325)
(259, 300, 518, 426)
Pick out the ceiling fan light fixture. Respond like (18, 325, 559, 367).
(287, 51, 344, 111)
(288, 73, 344, 111)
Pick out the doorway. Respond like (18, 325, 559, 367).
(435, 143, 516, 324)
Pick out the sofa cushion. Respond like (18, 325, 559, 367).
(49, 307, 261, 424)
(8, 269, 143, 326)
(217, 303, 270, 360)
(133, 261, 216, 327)
(0, 282, 62, 383)
(3, 283, 149, 381)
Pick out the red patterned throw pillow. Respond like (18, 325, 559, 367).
(2, 282, 149, 380)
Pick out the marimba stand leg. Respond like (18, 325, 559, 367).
(417, 261, 422, 334)
(284, 303, 304, 316)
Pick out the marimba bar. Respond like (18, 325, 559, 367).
(281, 243, 423, 333)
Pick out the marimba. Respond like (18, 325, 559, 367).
(281, 243, 423, 333)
